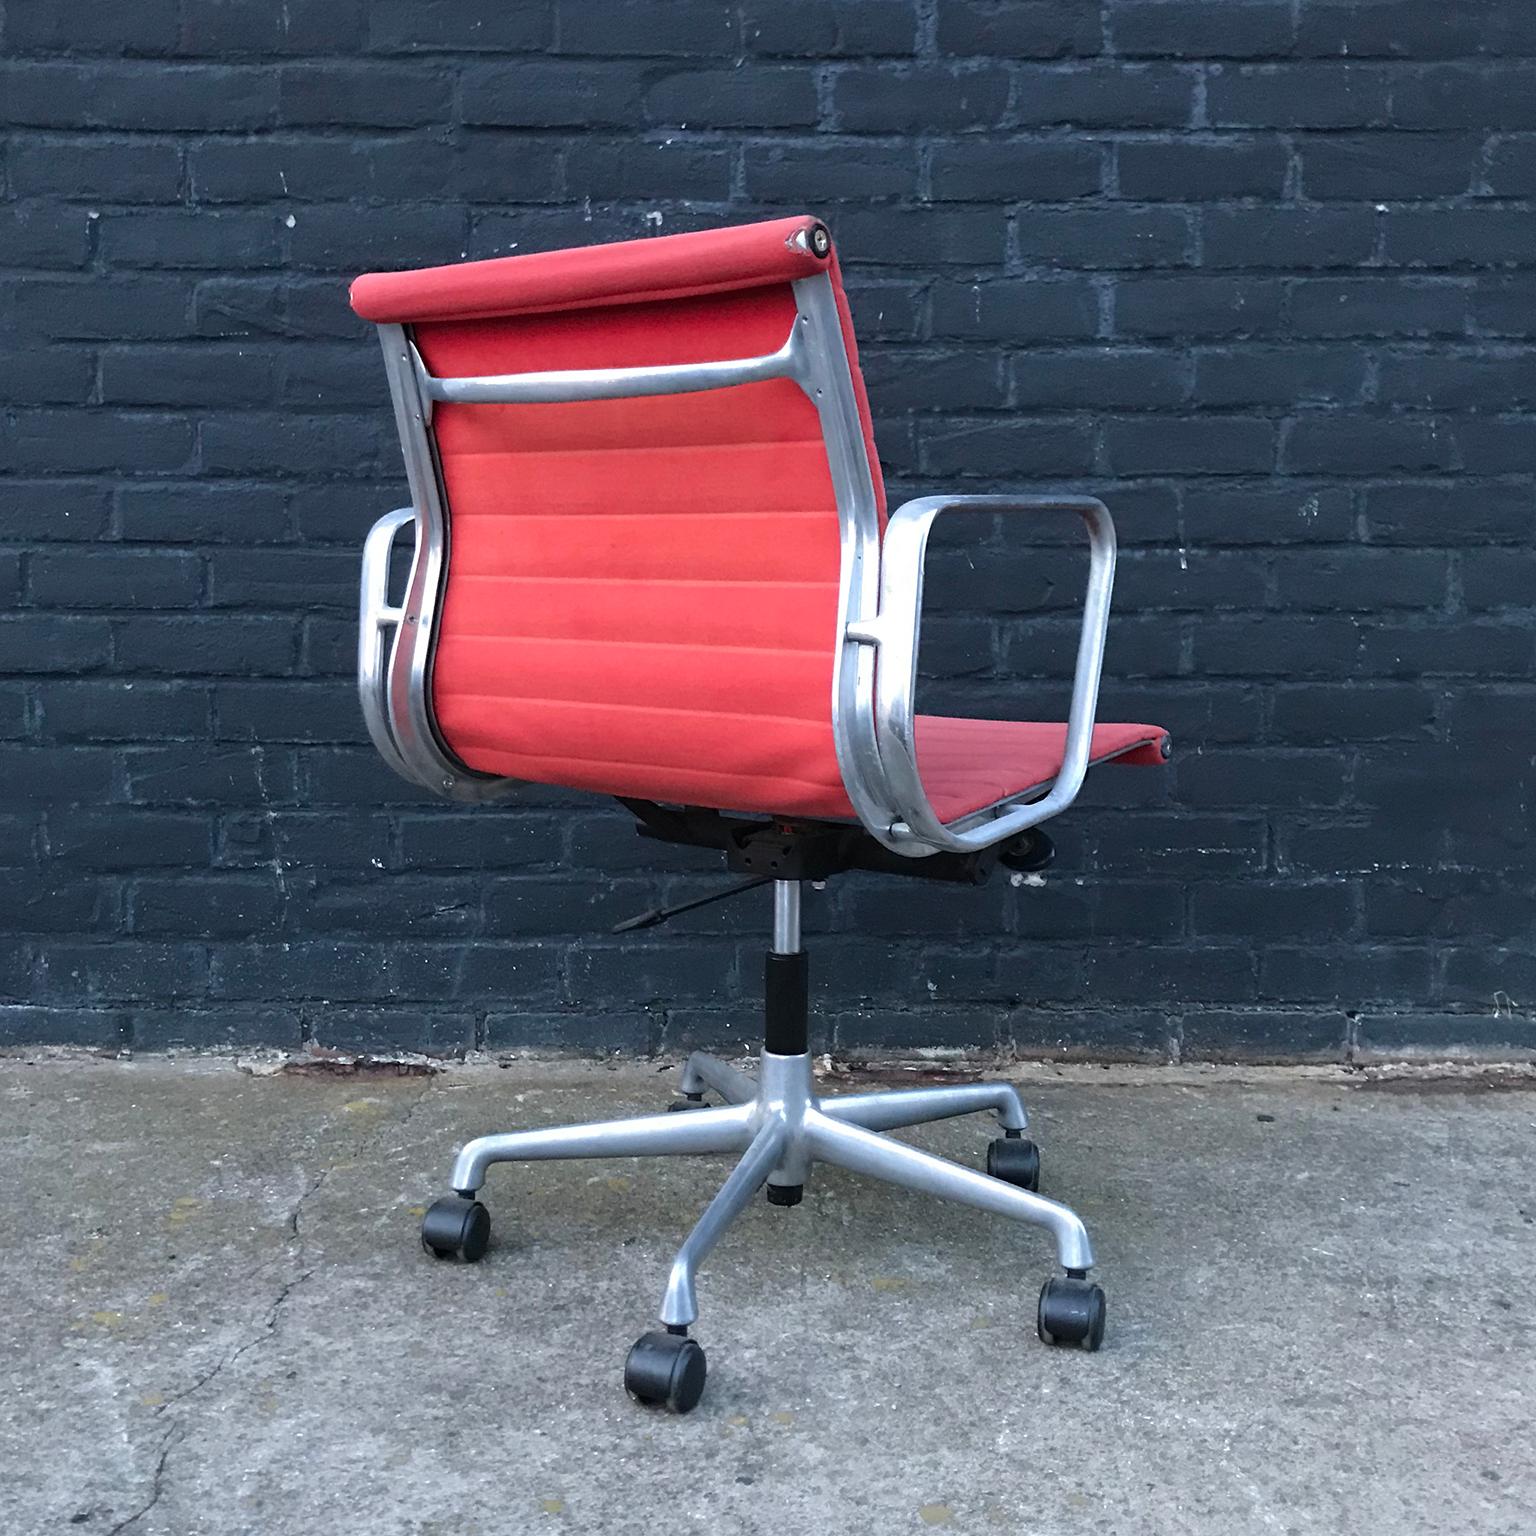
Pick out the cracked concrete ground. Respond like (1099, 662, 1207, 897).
(2, 1052, 1534, 1536)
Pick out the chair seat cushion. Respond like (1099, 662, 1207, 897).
(913, 716, 1168, 823)
(440, 699, 1164, 824)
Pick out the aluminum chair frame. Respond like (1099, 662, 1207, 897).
(358, 269, 1119, 856)
(359, 259, 1120, 1411)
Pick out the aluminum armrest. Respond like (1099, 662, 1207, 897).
(856, 494, 1117, 855)
(357, 506, 418, 785)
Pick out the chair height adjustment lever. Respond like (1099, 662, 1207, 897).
(610, 876, 774, 934)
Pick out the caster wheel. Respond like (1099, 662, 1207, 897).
(986, 1136, 1041, 1192)
(1000, 829, 1054, 873)
(624, 1330, 707, 1414)
(667, 1094, 706, 1113)
(420, 1195, 490, 1262)
(1037, 1276, 1106, 1351)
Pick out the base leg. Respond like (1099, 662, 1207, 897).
(803, 1109, 1093, 1271)
(450, 1103, 754, 1194)
(819, 1081, 1028, 1135)
(678, 1051, 758, 1105)
(660, 1122, 787, 1329)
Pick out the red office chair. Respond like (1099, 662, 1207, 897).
(351, 215, 1168, 1412)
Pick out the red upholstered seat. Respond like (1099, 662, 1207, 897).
(351, 217, 1166, 826)
(915, 718, 1165, 823)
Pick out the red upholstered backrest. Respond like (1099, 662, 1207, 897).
(352, 217, 884, 817)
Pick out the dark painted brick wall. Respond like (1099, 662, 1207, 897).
(3, 1, 1533, 1063)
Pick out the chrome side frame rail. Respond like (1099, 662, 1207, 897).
(860, 494, 1117, 855)
(359, 269, 1121, 856)
(368, 323, 522, 803)
(357, 504, 415, 783)
(790, 275, 897, 843)
(449, 1042, 1089, 1332)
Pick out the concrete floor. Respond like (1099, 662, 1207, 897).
(2, 1052, 1534, 1536)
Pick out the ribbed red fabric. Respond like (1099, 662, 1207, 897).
(910, 718, 1165, 822)
(352, 216, 1168, 823)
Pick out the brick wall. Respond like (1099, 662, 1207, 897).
(3, 1, 1533, 1062)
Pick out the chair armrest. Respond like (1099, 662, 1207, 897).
(357, 507, 418, 784)
(857, 494, 1116, 854)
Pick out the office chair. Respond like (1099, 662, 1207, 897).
(350, 215, 1169, 1413)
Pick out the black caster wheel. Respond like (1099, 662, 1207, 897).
(667, 1093, 706, 1113)
(986, 1136, 1041, 1192)
(420, 1195, 490, 1262)
(624, 1330, 707, 1414)
(1000, 829, 1055, 873)
(1037, 1275, 1106, 1351)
